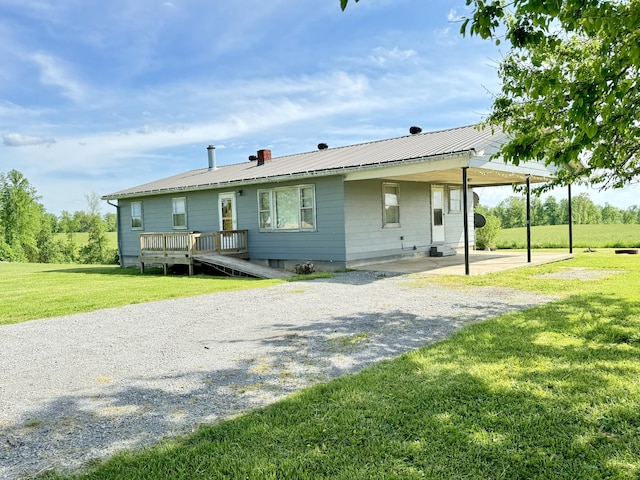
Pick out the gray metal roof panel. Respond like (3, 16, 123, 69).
(103, 124, 505, 199)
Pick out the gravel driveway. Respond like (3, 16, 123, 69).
(0, 271, 553, 479)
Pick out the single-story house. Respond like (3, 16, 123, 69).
(102, 124, 555, 274)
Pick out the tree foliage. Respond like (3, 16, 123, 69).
(482, 191, 640, 228)
(462, 0, 640, 191)
(0, 170, 43, 261)
(341, 0, 640, 191)
(0, 170, 117, 264)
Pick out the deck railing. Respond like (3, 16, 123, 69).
(140, 230, 248, 257)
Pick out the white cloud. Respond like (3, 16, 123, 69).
(367, 47, 417, 67)
(31, 53, 88, 103)
(3, 133, 56, 147)
(448, 9, 464, 22)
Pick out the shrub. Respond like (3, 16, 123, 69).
(475, 215, 501, 250)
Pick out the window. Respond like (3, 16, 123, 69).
(258, 185, 316, 231)
(383, 183, 400, 226)
(131, 201, 143, 230)
(172, 197, 187, 229)
(449, 187, 462, 213)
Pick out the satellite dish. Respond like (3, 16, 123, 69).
(474, 213, 486, 228)
(473, 192, 480, 208)
(409, 126, 422, 135)
(248, 155, 258, 161)
(317, 143, 328, 150)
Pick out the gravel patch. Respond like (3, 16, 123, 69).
(0, 271, 553, 479)
(532, 267, 624, 281)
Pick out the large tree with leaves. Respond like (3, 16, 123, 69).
(0, 169, 43, 261)
(341, 0, 640, 191)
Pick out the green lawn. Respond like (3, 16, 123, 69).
(496, 223, 640, 249)
(0, 263, 279, 326)
(39, 250, 640, 479)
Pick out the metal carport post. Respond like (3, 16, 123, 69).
(462, 167, 470, 275)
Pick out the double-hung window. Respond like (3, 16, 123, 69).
(449, 187, 462, 213)
(382, 183, 400, 226)
(172, 197, 187, 229)
(131, 201, 143, 230)
(258, 185, 316, 231)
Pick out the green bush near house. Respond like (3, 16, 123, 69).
(475, 214, 501, 250)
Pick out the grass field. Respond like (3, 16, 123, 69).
(0, 263, 280, 326)
(496, 223, 640, 249)
(33, 250, 640, 479)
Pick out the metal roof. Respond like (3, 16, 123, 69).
(103, 124, 514, 199)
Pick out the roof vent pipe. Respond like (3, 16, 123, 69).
(409, 126, 422, 135)
(207, 145, 217, 170)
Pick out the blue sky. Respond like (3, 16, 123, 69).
(1, 0, 638, 215)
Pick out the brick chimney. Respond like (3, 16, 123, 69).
(257, 149, 271, 166)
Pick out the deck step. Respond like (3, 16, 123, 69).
(193, 254, 293, 279)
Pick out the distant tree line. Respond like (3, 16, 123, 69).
(0, 169, 117, 264)
(476, 192, 640, 230)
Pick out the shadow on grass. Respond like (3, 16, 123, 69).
(3, 292, 639, 479)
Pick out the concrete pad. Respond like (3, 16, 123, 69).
(354, 250, 574, 276)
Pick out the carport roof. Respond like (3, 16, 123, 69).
(102, 124, 556, 200)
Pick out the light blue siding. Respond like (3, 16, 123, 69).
(344, 179, 431, 264)
(244, 176, 346, 264)
(116, 176, 347, 268)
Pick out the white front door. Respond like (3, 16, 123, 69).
(218, 193, 237, 231)
(431, 186, 445, 243)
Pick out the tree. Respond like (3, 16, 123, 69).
(571, 192, 600, 224)
(79, 193, 108, 264)
(493, 196, 527, 229)
(542, 196, 562, 225)
(59, 210, 80, 262)
(104, 212, 117, 232)
(464, 0, 639, 191)
(600, 203, 622, 224)
(341, 0, 640, 191)
(0, 170, 43, 261)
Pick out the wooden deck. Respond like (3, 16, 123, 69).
(139, 230, 249, 275)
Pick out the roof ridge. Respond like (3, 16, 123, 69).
(270, 123, 483, 160)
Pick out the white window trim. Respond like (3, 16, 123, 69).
(172, 197, 188, 230)
(131, 201, 143, 230)
(382, 182, 400, 227)
(257, 184, 316, 232)
(448, 186, 462, 213)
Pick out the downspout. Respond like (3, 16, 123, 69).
(107, 200, 123, 267)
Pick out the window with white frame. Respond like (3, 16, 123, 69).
(172, 197, 187, 229)
(382, 183, 400, 226)
(258, 185, 316, 231)
(449, 187, 462, 213)
(130, 201, 143, 230)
